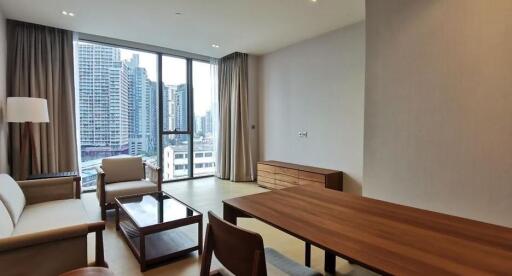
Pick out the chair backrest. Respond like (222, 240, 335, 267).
(101, 156, 144, 184)
(200, 211, 267, 276)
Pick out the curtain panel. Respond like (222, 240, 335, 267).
(216, 52, 254, 182)
(7, 20, 78, 179)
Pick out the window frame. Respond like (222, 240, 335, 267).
(76, 33, 216, 187)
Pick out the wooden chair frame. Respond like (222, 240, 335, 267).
(96, 161, 162, 220)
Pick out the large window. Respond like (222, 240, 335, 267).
(76, 39, 215, 190)
(77, 41, 158, 190)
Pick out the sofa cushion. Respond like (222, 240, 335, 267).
(12, 199, 89, 236)
(105, 180, 157, 203)
(0, 174, 26, 224)
(0, 200, 14, 237)
(102, 156, 144, 184)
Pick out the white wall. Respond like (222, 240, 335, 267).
(0, 8, 8, 173)
(258, 22, 365, 194)
(365, 0, 512, 226)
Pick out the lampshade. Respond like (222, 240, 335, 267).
(6, 97, 49, 123)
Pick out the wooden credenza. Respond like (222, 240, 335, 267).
(257, 160, 343, 191)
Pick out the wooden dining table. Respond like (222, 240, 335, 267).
(222, 184, 512, 275)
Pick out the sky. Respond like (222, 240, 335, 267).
(120, 49, 212, 116)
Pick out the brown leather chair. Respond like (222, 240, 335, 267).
(200, 211, 321, 276)
(96, 156, 162, 220)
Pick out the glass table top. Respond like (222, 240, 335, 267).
(116, 192, 201, 228)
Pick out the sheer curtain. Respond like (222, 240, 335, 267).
(215, 52, 254, 182)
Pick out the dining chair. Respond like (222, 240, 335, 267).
(200, 211, 321, 276)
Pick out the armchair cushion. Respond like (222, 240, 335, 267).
(0, 174, 26, 224)
(102, 156, 144, 184)
(13, 199, 89, 236)
(104, 180, 158, 204)
(0, 201, 13, 238)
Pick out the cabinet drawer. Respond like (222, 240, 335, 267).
(275, 179, 297, 188)
(258, 170, 274, 179)
(275, 173, 298, 184)
(299, 178, 325, 188)
(299, 171, 325, 183)
(275, 167, 298, 177)
(257, 164, 275, 173)
(258, 176, 274, 184)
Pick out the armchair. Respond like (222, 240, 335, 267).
(96, 156, 162, 220)
(0, 174, 106, 276)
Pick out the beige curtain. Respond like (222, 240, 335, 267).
(216, 52, 254, 181)
(7, 20, 78, 180)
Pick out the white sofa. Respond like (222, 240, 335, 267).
(0, 174, 106, 276)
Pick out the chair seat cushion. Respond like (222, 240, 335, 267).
(0, 174, 26, 224)
(13, 199, 89, 235)
(264, 248, 322, 276)
(104, 180, 158, 204)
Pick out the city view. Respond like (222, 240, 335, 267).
(77, 42, 215, 189)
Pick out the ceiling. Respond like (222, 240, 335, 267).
(0, 0, 365, 58)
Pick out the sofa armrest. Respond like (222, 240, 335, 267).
(145, 162, 162, 191)
(17, 176, 81, 205)
(0, 224, 89, 252)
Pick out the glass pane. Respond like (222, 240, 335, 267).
(162, 134, 190, 181)
(117, 192, 200, 227)
(192, 61, 215, 177)
(162, 56, 188, 132)
(77, 41, 158, 191)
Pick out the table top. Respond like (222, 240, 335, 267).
(116, 191, 201, 229)
(223, 185, 512, 275)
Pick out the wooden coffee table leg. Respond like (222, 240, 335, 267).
(115, 205, 120, 231)
(140, 234, 146, 272)
(198, 218, 203, 255)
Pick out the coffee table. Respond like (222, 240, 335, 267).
(115, 191, 203, 271)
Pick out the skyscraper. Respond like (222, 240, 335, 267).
(175, 84, 187, 131)
(78, 43, 129, 161)
(78, 43, 157, 162)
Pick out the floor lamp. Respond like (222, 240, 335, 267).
(6, 97, 49, 179)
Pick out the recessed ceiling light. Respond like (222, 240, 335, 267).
(311, 0, 318, 2)
(61, 10, 75, 16)
(211, 44, 220, 48)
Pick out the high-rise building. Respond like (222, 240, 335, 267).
(175, 84, 187, 131)
(78, 43, 157, 163)
(78, 43, 129, 161)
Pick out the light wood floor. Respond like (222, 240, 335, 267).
(82, 177, 361, 275)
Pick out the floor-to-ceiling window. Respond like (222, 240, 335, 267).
(76, 38, 215, 190)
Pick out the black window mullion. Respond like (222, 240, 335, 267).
(187, 58, 194, 178)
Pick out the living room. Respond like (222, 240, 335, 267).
(0, 1, 511, 275)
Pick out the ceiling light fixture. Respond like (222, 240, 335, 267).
(211, 44, 220, 48)
(62, 10, 75, 16)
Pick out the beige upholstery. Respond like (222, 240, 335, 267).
(0, 174, 106, 276)
(104, 180, 157, 204)
(13, 199, 89, 235)
(18, 177, 77, 205)
(96, 157, 162, 220)
(0, 201, 13, 238)
(0, 174, 26, 224)
(102, 156, 144, 183)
